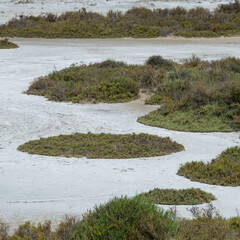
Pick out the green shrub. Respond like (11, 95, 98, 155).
(0, 38, 18, 49)
(177, 146, 240, 186)
(17, 132, 184, 159)
(1, 2, 240, 38)
(177, 204, 240, 240)
(26, 57, 240, 132)
(136, 188, 216, 205)
(229, 217, 240, 232)
(146, 56, 174, 70)
(139, 57, 240, 132)
(10, 221, 54, 240)
(72, 196, 178, 240)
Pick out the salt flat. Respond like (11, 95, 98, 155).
(0, 0, 235, 24)
(0, 38, 240, 230)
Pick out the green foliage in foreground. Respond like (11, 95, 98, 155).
(178, 146, 240, 186)
(137, 188, 216, 205)
(1, 1, 240, 38)
(17, 132, 184, 159)
(0, 38, 18, 49)
(73, 196, 177, 240)
(1, 198, 240, 240)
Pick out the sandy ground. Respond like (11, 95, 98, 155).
(0, 0, 235, 24)
(0, 38, 240, 231)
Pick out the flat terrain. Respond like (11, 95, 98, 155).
(0, 38, 239, 230)
(0, 0, 235, 24)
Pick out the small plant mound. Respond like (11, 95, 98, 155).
(17, 133, 184, 159)
(26, 60, 143, 103)
(72, 196, 178, 240)
(177, 146, 240, 186)
(0, 38, 18, 49)
(137, 188, 216, 205)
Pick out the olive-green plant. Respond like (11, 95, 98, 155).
(136, 188, 216, 205)
(0, 1, 240, 38)
(177, 146, 240, 186)
(0, 38, 18, 49)
(18, 132, 184, 159)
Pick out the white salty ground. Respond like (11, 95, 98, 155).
(0, 37, 240, 230)
(0, 0, 235, 24)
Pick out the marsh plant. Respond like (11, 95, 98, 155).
(26, 56, 240, 132)
(136, 188, 216, 205)
(17, 132, 184, 159)
(178, 146, 240, 186)
(1, 198, 240, 240)
(0, 38, 18, 49)
(0, 1, 240, 38)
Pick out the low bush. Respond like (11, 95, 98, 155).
(138, 57, 240, 132)
(0, 38, 18, 49)
(177, 146, 240, 186)
(72, 196, 178, 240)
(1, 200, 240, 239)
(136, 188, 216, 205)
(25, 58, 174, 103)
(177, 204, 240, 240)
(26, 56, 240, 132)
(17, 132, 184, 159)
(0, 1, 240, 38)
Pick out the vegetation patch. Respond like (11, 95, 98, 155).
(0, 38, 18, 49)
(177, 146, 240, 186)
(72, 196, 177, 240)
(26, 56, 240, 131)
(25, 58, 175, 103)
(138, 56, 240, 132)
(1, 199, 240, 240)
(0, 1, 240, 38)
(177, 204, 240, 240)
(136, 188, 216, 205)
(17, 132, 184, 159)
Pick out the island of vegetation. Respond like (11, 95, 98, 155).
(0, 1, 240, 38)
(17, 133, 184, 159)
(177, 146, 240, 186)
(1, 196, 240, 240)
(0, 38, 18, 49)
(136, 188, 216, 205)
(26, 56, 240, 132)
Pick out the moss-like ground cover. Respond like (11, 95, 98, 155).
(0, 2, 240, 38)
(17, 133, 184, 159)
(177, 146, 240, 186)
(0, 38, 18, 49)
(137, 188, 216, 205)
